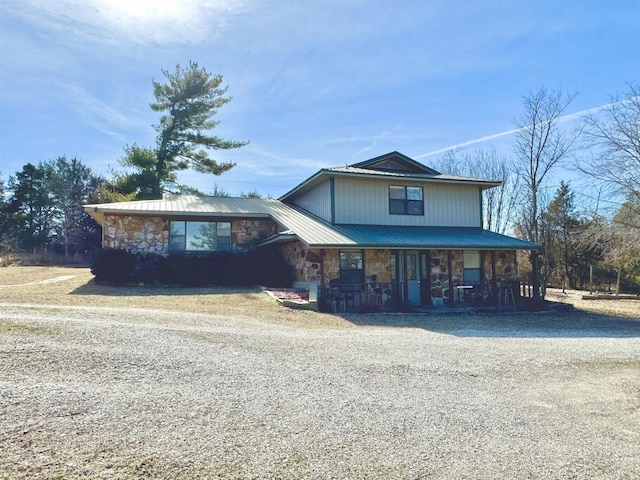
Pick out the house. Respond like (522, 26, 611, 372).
(84, 151, 540, 311)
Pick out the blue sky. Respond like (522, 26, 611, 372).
(1, 0, 639, 202)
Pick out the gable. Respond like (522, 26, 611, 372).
(349, 151, 440, 175)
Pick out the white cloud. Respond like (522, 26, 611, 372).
(2, 0, 249, 46)
(58, 83, 152, 142)
(415, 100, 627, 159)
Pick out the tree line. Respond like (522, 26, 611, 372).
(433, 84, 640, 293)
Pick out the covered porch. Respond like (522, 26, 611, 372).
(323, 248, 538, 313)
(267, 225, 541, 313)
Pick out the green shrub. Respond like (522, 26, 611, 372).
(90, 248, 294, 288)
(91, 248, 136, 284)
(132, 253, 175, 285)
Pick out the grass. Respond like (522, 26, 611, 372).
(0, 266, 350, 329)
(1, 266, 639, 325)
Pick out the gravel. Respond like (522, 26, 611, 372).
(1, 303, 639, 479)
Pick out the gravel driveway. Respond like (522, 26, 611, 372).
(1, 303, 639, 479)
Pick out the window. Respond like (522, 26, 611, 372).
(463, 251, 482, 284)
(389, 186, 423, 215)
(169, 221, 232, 252)
(339, 250, 364, 284)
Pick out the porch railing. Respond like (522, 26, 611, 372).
(323, 282, 398, 313)
(322, 280, 537, 313)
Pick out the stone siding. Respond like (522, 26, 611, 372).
(450, 250, 464, 285)
(103, 215, 168, 254)
(103, 215, 277, 255)
(231, 219, 277, 252)
(280, 241, 323, 285)
(430, 250, 449, 305)
(365, 250, 392, 283)
(483, 250, 517, 283)
(323, 250, 340, 287)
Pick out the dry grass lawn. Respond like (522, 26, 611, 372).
(1, 265, 639, 322)
(0, 266, 345, 329)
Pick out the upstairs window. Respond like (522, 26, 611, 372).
(389, 186, 424, 215)
(169, 221, 232, 252)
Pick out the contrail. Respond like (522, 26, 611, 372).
(414, 99, 631, 159)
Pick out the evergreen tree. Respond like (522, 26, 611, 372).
(541, 181, 580, 289)
(49, 157, 98, 257)
(8, 163, 57, 252)
(0, 173, 13, 254)
(120, 62, 248, 199)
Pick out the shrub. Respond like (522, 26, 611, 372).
(91, 248, 136, 284)
(90, 248, 294, 288)
(132, 253, 174, 285)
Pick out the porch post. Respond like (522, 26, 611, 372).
(533, 251, 541, 299)
(491, 251, 497, 303)
(447, 250, 454, 306)
(320, 249, 326, 307)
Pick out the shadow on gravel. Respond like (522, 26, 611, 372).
(69, 280, 263, 297)
(343, 310, 640, 338)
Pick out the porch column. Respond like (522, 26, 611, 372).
(532, 251, 541, 299)
(447, 250, 454, 306)
(491, 251, 497, 303)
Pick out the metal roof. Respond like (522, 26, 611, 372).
(83, 195, 356, 246)
(84, 195, 540, 251)
(349, 151, 441, 174)
(279, 153, 501, 201)
(314, 225, 541, 250)
(326, 166, 501, 185)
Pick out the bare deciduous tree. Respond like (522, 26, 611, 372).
(579, 82, 640, 227)
(435, 147, 519, 234)
(513, 87, 579, 245)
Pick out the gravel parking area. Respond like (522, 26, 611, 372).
(1, 300, 639, 479)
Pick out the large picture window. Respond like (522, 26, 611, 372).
(389, 186, 424, 215)
(169, 221, 232, 252)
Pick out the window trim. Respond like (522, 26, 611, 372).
(388, 185, 424, 216)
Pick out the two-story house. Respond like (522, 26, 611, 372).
(84, 152, 540, 311)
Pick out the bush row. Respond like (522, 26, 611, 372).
(91, 248, 294, 287)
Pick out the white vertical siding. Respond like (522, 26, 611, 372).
(291, 180, 332, 222)
(334, 177, 481, 227)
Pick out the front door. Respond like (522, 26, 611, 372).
(405, 251, 421, 306)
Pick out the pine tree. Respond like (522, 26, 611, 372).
(120, 62, 248, 199)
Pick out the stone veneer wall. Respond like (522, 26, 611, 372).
(323, 250, 340, 287)
(430, 250, 449, 305)
(103, 215, 278, 255)
(450, 250, 464, 285)
(280, 241, 324, 285)
(430, 250, 465, 305)
(231, 219, 277, 252)
(103, 215, 169, 254)
(483, 250, 517, 282)
(365, 250, 391, 283)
